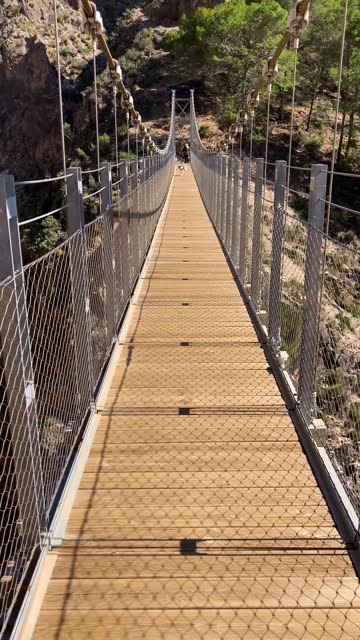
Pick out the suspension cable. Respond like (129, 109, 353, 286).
(80, 0, 169, 155)
(113, 86, 119, 177)
(286, 34, 299, 203)
(126, 111, 130, 157)
(239, 124, 244, 163)
(92, 34, 100, 178)
(326, 0, 349, 235)
(53, 0, 67, 180)
(226, 0, 310, 148)
(264, 84, 272, 186)
(249, 109, 255, 170)
(315, 0, 349, 393)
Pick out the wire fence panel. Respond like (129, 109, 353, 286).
(0, 276, 43, 636)
(85, 216, 109, 386)
(24, 238, 83, 512)
(280, 210, 308, 382)
(246, 179, 255, 289)
(316, 234, 360, 513)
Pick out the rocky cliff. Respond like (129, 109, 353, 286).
(0, 0, 220, 179)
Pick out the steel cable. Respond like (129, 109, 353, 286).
(92, 34, 101, 179)
(53, 0, 67, 183)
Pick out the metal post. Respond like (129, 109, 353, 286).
(251, 158, 264, 310)
(239, 158, 250, 284)
(210, 155, 216, 221)
(119, 160, 130, 302)
(130, 158, 140, 278)
(298, 164, 327, 421)
(225, 156, 233, 250)
(100, 161, 116, 343)
(231, 157, 240, 267)
(268, 160, 287, 350)
(220, 156, 228, 240)
(215, 155, 222, 231)
(0, 174, 45, 544)
(143, 157, 149, 251)
(66, 167, 95, 400)
(150, 157, 155, 238)
(138, 158, 145, 264)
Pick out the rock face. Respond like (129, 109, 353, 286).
(0, 37, 63, 178)
(0, 0, 221, 178)
(0, 0, 83, 178)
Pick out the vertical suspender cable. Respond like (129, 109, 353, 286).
(264, 85, 272, 189)
(113, 86, 119, 175)
(286, 35, 299, 203)
(326, 0, 348, 234)
(92, 34, 101, 178)
(316, 0, 349, 393)
(239, 125, 243, 163)
(249, 110, 254, 169)
(53, 0, 67, 181)
(126, 112, 130, 157)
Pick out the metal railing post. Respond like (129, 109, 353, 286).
(225, 156, 233, 250)
(268, 160, 287, 351)
(239, 157, 250, 284)
(130, 158, 140, 278)
(66, 167, 95, 399)
(211, 155, 216, 222)
(138, 158, 146, 264)
(0, 174, 45, 543)
(251, 158, 264, 310)
(119, 160, 130, 302)
(215, 155, 222, 231)
(231, 158, 240, 267)
(298, 164, 327, 421)
(220, 155, 228, 241)
(100, 161, 116, 341)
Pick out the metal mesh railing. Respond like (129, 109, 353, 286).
(280, 207, 307, 381)
(24, 237, 82, 512)
(190, 93, 360, 534)
(316, 229, 360, 513)
(0, 97, 176, 637)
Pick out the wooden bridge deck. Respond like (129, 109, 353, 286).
(33, 168, 360, 639)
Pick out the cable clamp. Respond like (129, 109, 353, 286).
(82, 2, 104, 35)
(262, 57, 279, 83)
(110, 60, 123, 85)
(288, 1, 310, 33)
(121, 90, 134, 111)
(246, 89, 260, 109)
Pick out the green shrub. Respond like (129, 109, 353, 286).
(199, 125, 210, 139)
(336, 313, 351, 331)
(99, 133, 113, 160)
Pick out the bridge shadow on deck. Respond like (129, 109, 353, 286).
(33, 168, 360, 639)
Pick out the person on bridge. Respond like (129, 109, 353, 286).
(182, 142, 190, 163)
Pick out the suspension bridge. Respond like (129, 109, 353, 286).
(0, 0, 360, 638)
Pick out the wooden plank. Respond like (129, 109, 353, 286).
(79, 469, 319, 490)
(52, 553, 356, 579)
(34, 608, 360, 640)
(93, 414, 298, 443)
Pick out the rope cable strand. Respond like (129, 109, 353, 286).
(221, 0, 311, 150)
(80, 0, 174, 156)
